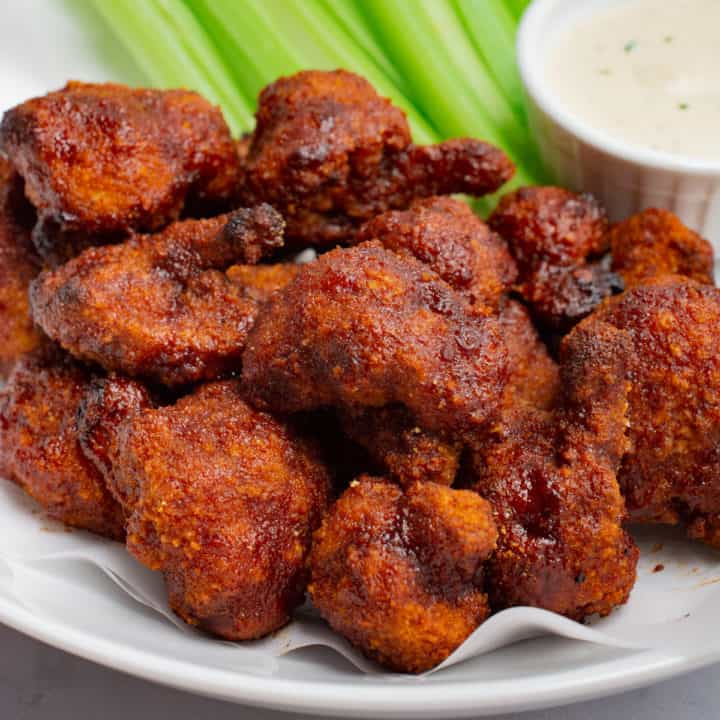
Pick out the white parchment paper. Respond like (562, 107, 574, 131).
(1, 480, 719, 675)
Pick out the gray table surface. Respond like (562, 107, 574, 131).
(0, 623, 716, 720)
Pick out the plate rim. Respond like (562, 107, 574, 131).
(0, 590, 715, 718)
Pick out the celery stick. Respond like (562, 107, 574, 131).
(452, 0, 546, 181)
(418, 0, 524, 130)
(186, 0, 291, 105)
(89, 0, 253, 133)
(359, 0, 506, 139)
(316, 0, 405, 88)
(186, 0, 438, 143)
(506, 0, 533, 20)
(358, 0, 537, 185)
(453, 0, 525, 120)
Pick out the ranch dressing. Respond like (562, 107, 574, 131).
(545, 0, 720, 162)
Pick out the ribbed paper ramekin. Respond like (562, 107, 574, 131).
(517, 0, 720, 253)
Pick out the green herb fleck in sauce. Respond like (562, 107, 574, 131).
(624, 40, 638, 53)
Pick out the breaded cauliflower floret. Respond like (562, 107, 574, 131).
(241, 70, 514, 246)
(87, 380, 331, 640)
(309, 477, 497, 672)
(0, 347, 124, 539)
(1, 82, 241, 264)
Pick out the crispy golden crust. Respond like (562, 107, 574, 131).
(336, 303, 556, 489)
(226, 262, 301, 302)
(0, 158, 42, 376)
(467, 322, 638, 619)
(577, 277, 720, 546)
(491, 187, 609, 267)
(108, 380, 330, 640)
(357, 197, 517, 308)
(609, 208, 714, 288)
(245, 69, 410, 200)
(499, 299, 560, 411)
(30, 206, 284, 387)
(0, 82, 241, 263)
(242, 242, 508, 436)
(339, 406, 462, 487)
(236, 134, 252, 165)
(77, 376, 154, 504)
(241, 70, 514, 245)
(309, 477, 497, 672)
(0, 348, 124, 539)
(490, 187, 622, 331)
(326, 198, 523, 482)
(518, 259, 624, 333)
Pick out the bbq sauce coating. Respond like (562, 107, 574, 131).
(578, 277, 720, 545)
(0, 348, 124, 539)
(499, 299, 560, 412)
(467, 322, 638, 619)
(30, 206, 284, 387)
(339, 405, 462, 487)
(241, 70, 514, 245)
(0, 158, 42, 376)
(358, 196, 517, 309)
(105, 380, 331, 640)
(609, 208, 714, 289)
(0, 82, 241, 263)
(490, 186, 622, 332)
(242, 242, 509, 437)
(309, 477, 497, 672)
(77, 375, 154, 504)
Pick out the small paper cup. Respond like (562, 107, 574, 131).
(517, 0, 720, 253)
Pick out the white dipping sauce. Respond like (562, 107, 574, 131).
(545, 0, 720, 162)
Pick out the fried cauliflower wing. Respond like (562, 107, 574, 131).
(0, 158, 42, 376)
(0, 347, 124, 539)
(309, 477, 497, 672)
(609, 208, 714, 289)
(573, 277, 720, 546)
(329, 196, 522, 485)
(0, 82, 241, 264)
(499, 299, 560, 411)
(466, 321, 638, 619)
(490, 187, 623, 332)
(226, 262, 301, 302)
(90, 380, 330, 639)
(77, 375, 154, 499)
(242, 242, 508, 437)
(240, 70, 514, 245)
(357, 197, 517, 309)
(339, 405, 462, 487)
(30, 205, 284, 387)
(339, 300, 558, 487)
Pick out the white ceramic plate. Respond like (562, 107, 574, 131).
(2, 1, 720, 717)
(0, 571, 715, 719)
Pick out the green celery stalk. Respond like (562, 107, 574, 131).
(418, 0, 525, 128)
(315, 0, 405, 89)
(185, 0, 288, 106)
(453, 0, 525, 121)
(358, 0, 538, 185)
(506, 0, 533, 21)
(89, 0, 254, 133)
(186, 0, 439, 144)
(358, 0, 507, 140)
